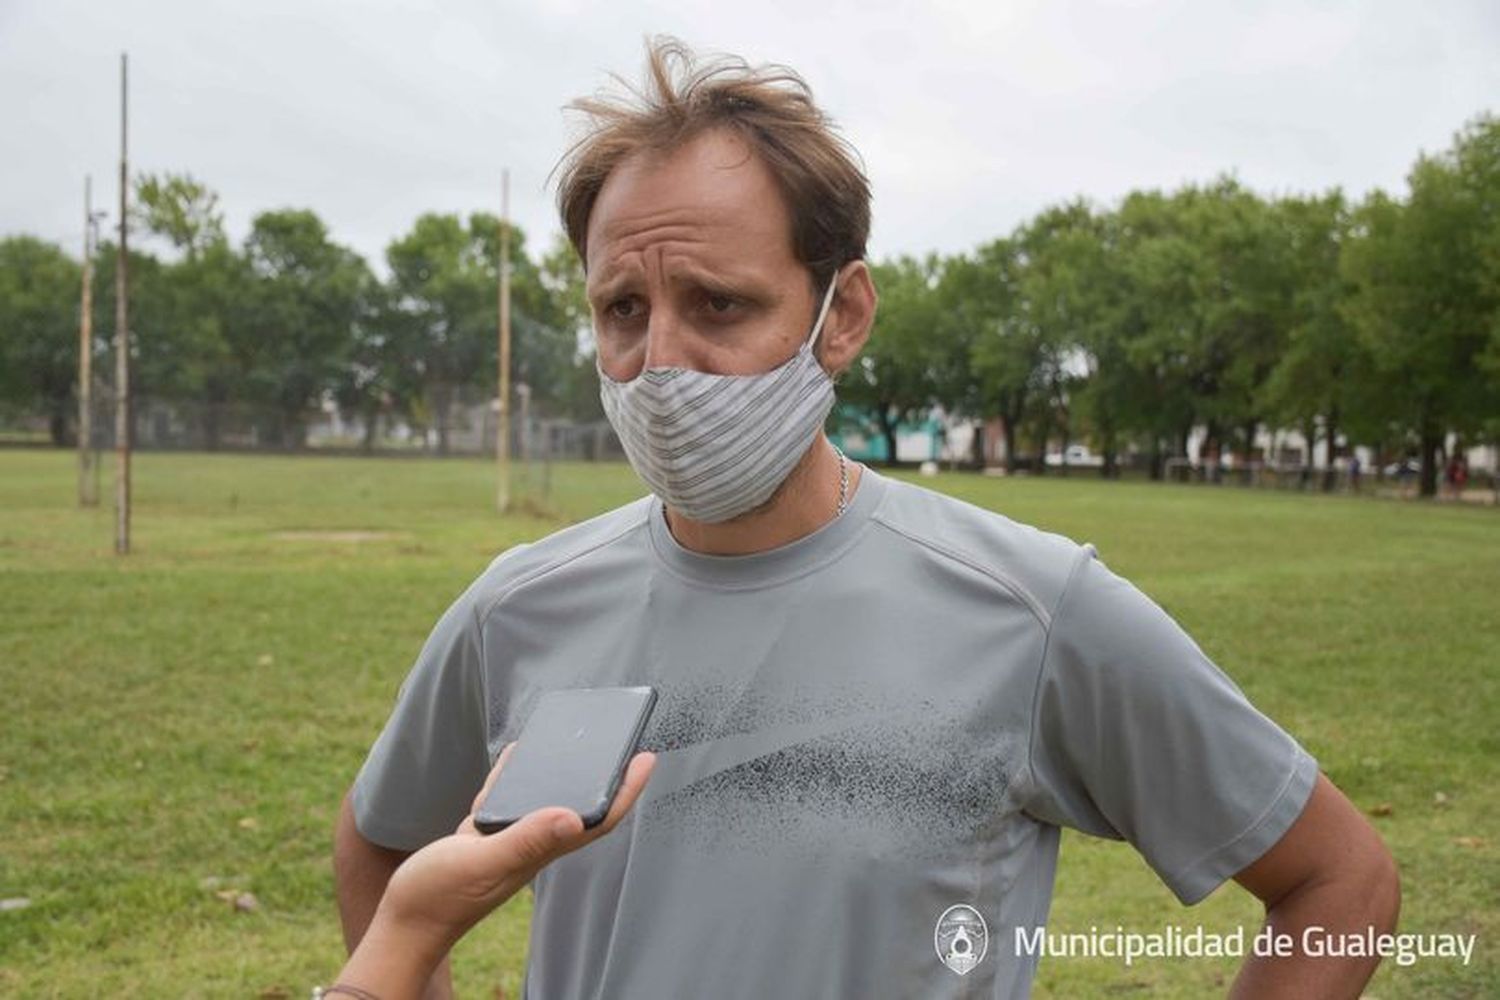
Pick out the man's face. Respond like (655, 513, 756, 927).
(585, 128, 823, 382)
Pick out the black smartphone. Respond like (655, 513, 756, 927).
(474, 685, 657, 834)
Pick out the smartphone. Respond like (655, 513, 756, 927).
(475, 685, 657, 834)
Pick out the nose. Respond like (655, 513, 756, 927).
(639, 305, 693, 373)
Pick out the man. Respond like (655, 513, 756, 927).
(336, 38, 1399, 999)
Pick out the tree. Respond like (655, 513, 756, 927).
(538, 232, 604, 423)
(0, 236, 82, 444)
(1064, 207, 1143, 477)
(388, 214, 511, 452)
(469, 214, 579, 421)
(379, 214, 591, 454)
(842, 255, 948, 465)
(947, 240, 1034, 472)
(131, 172, 252, 448)
(1180, 180, 1290, 477)
(1007, 201, 1109, 473)
(241, 209, 369, 447)
(1457, 115, 1500, 471)
(1343, 115, 1500, 497)
(1106, 190, 1203, 478)
(1261, 192, 1374, 490)
(134, 173, 225, 261)
(333, 279, 411, 452)
(87, 238, 176, 449)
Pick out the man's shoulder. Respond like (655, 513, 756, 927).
(867, 474, 1090, 627)
(461, 495, 655, 617)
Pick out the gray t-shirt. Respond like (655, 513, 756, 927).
(351, 466, 1317, 998)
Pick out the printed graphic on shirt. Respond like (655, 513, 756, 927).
(592, 676, 1027, 864)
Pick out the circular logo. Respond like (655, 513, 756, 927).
(934, 903, 988, 976)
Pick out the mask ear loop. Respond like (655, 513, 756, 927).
(806, 270, 840, 352)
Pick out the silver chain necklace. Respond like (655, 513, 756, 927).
(834, 445, 850, 516)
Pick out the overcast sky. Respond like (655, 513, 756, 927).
(4, 0, 1497, 272)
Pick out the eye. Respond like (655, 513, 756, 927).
(707, 293, 735, 313)
(605, 296, 644, 321)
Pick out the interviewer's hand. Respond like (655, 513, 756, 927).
(334, 743, 656, 998)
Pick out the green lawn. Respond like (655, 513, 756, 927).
(1, 450, 1495, 998)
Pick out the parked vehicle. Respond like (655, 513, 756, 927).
(1382, 459, 1420, 479)
(1045, 444, 1105, 468)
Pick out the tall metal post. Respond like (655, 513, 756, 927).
(497, 168, 512, 512)
(78, 175, 98, 506)
(114, 53, 131, 554)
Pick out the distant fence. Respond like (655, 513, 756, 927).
(0, 391, 626, 462)
(5, 395, 1495, 504)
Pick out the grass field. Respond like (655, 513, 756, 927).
(2, 449, 1496, 998)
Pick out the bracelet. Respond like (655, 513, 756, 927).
(311, 985, 382, 1000)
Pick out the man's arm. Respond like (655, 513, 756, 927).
(1229, 772, 1401, 999)
(333, 789, 455, 999)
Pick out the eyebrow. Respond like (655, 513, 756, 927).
(675, 265, 755, 297)
(587, 270, 631, 304)
(590, 261, 773, 303)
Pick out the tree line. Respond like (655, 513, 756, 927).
(0, 173, 596, 454)
(2, 114, 1497, 496)
(840, 114, 1499, 497)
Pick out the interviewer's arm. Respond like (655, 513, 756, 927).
(333, 790, 454, 999)
(328, 749, 657, 1000)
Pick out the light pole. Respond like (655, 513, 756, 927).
(114, 52, 131, 554)
(78, 176, 106, 507)
(496, 168, 512, 512)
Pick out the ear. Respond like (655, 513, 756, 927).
(817, 260, 877, 381)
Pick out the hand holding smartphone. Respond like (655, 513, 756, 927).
(475, 685, 657, 834)
(345, 725, 655, 993)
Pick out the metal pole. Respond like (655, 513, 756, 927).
(497, 168, 512, 512)
(78, 175, 97, 506)
(114, 53, 131, 554)
(518, 381, 530, 496)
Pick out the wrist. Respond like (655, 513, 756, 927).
(372, 901, 458, 967)
(337, 908, 453, 999)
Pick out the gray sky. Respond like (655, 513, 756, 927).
(4, 0, 1497, 271)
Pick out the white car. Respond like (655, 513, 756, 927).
(1044, 445, 1104, 468)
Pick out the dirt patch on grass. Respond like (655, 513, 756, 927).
(270, 530, 406, 543)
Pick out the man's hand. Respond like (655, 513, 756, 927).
(1230, 772, 1400, 999)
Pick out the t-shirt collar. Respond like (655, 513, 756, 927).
(647, 464, 888, 590)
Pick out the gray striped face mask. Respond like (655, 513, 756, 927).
(598, 277, 839, 523)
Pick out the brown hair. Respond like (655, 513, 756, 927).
(554, 36, 871, 289)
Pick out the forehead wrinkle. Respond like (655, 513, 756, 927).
(591, 243, 775, 300)
(598, 203, 746, 254)
(659, 250, 775, 294)
(591, 210, 767, 292)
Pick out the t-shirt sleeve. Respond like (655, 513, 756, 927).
(1020, 543, 1319, 905)
(349, 575, 495, 852)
